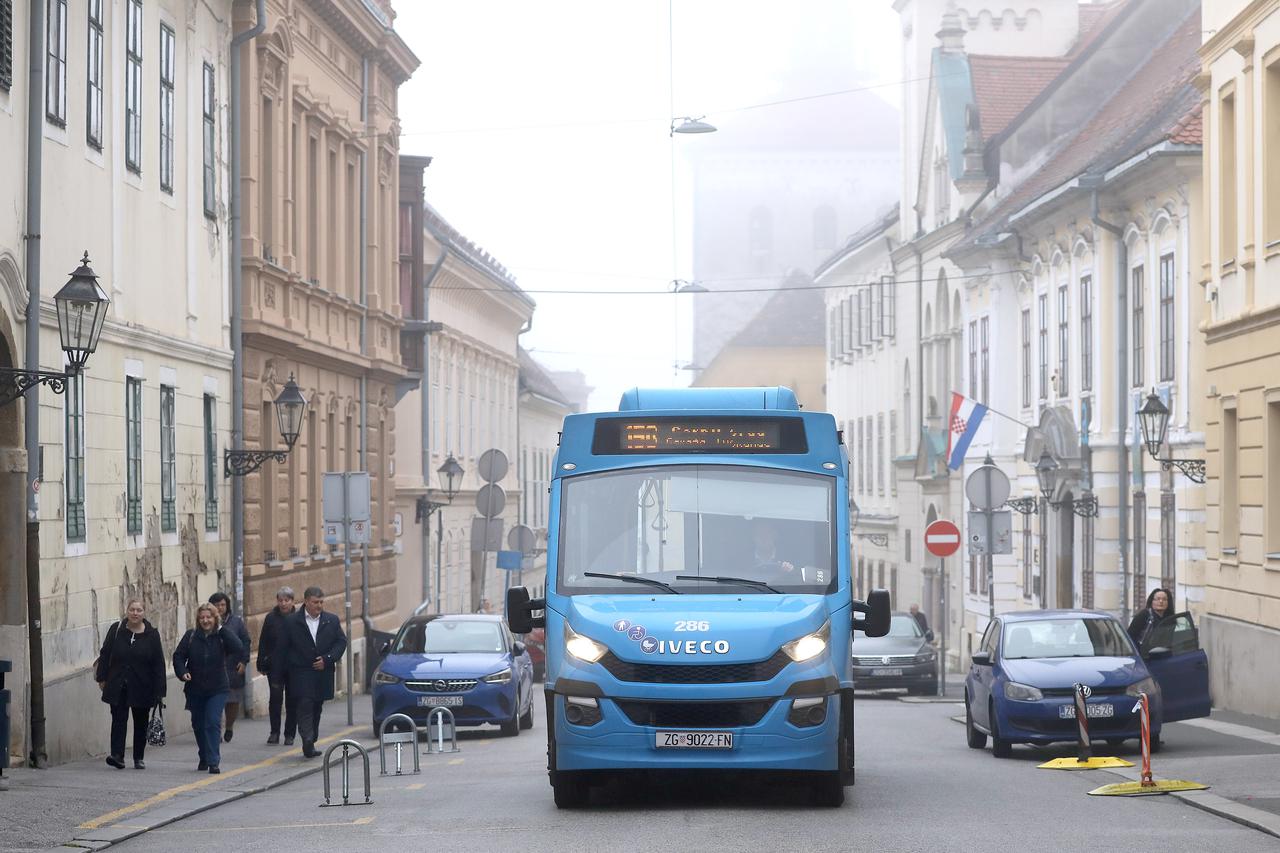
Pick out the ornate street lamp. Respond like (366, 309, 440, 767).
(1136, 390, 1205, 483)
(437, 454, 464, 498)
(1035, 450, 1059, 501)
(0, 252, 110, 405)
(849, 496, 888, 547)
(223, 375, 308, 477)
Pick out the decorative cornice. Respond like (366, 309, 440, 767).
(38, 302, 232, 367)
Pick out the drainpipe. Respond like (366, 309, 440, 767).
(24, 0, 47, 768)
(359, 57, 372, 651)
(1090, 185, 1129, 623)
(230, 0, 267, 636)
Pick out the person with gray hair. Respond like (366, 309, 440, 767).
(256, 586, 297, 745)
(271, 586, 347, 757)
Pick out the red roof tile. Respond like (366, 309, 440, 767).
(970, 55, 1071, 142)
(1168, 102, 1203, 145)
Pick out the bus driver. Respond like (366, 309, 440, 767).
(751, 522, 795, 574)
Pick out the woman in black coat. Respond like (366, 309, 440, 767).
(173, 604, 246, 774)
(95, 599, 167, 769)
(1128, 587, 1174, 649)
(208, 592, 251, 742)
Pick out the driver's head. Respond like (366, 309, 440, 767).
(751, 521, 778, 558)
(909, 603, 920, 616)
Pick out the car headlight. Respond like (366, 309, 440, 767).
(564, 623, 608, 664)
(914, 649, 936, 663)
(1004, 681, 1043, 701)
(782, 621, 831, 663)
(483, 667, 512, 684)
(372, 670, 400, 685)
(1126, 677, 1159, 698)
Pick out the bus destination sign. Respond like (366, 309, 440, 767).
(592, 417, 806, 455)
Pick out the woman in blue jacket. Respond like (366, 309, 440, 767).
(173, 603, 247, 773)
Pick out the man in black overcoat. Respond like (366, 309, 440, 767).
(271, 586, 348, 757)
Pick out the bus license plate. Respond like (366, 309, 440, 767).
(1059, 703, 1114, 719)
(418, 695, 463, 707)
(655, 731, 734, 749)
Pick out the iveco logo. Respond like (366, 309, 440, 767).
(882, 656, 891, 665)
(434, 680, 449, 692)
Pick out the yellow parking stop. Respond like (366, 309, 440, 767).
(1088, 779, 1210, 797)
(1038, 756, 1134, 770)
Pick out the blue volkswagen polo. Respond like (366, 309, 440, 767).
(372, 614, 535, 738)
(964, 610, 1210, 757)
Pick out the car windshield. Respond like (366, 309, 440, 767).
(392, 620, 505, 654)
(557, 465, 835, 595)
(888, 615, 922, 638)
(1002, 618, 1132, 660)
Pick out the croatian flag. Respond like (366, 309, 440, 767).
(946, 392, 987, 470)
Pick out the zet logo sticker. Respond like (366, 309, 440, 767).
(627, 625, 647, 641)
(640, 636, 658, 654)
(613, 619, 631, 632)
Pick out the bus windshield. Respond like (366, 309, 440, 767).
(556, 465, 836, 595)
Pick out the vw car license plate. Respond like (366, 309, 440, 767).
(1059, 703, 1114, 719)
(418, 695, 463, 707)
(655, 731, 734, 749)
(872, 668, 904, 676)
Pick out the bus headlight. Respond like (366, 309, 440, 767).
(781, 621, 831, 662)
(564, 623, 608, 664)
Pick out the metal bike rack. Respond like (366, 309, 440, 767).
(320, 739, 373, 807)
(378, 713, 421, 776)
(426, 706, 460, 754)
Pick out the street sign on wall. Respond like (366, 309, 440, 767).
(925, 520, 962, 558)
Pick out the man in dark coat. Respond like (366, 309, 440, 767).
(272, 586, 347, 758)
(256, 586, 298, 745)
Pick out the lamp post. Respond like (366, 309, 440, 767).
(1137, 390, 1206, 483)
(416, 455, 464, 613)
(0, 252, 110, 405)
(223, 375, 308, 477)
(850, 497, 888, 547)
(1008, 449, 1097, 518)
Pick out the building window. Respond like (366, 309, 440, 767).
(876, 413, 885, 496)
(45, 0, 67, 125)
(159, 25, 175, 193)
(968, 553, 977, 595)
(1081, 511, 1095, 609)
(1159, 253, 1175, 382)
(1037, 294, 1048, 401)
(862, 288, 874, 344)
(1267, 58, 1280, 247)
(880, 276, 896, 339)
(856, 419, 864, 494)
(889, 409, 898, 497)
(968, 321, 977, 398)
(1021, 308, 1031, 408)
(980, 316, 989, 405)
(1132, 266, 1145, 387)
(125, 0, 142, 173)
(1267, 399, 1280, 557)
(125, 378, 143, 535)
(1, 0, 12, 91)
(1222, 402, 1239, 552)
(65, 372, 86, 542)
(202, 63, 216, 217)
(160, 385, 176, 533)
(1057, 285, 1069, 397)
(1160, 491, 1175, 595)
(1022, 520, 1032, 599)
(1219, 88, 1237, 263)
(204, 394, 218, 530)
(1132, 490, 1147, 612)
(86, 0, 103, 147)
(1080, 275, 1093, 393)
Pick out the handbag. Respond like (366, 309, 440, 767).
(93, 622, 121, 688)
(147, 703, 167, 747)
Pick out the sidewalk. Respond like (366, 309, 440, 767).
(1, 695, 376, 852)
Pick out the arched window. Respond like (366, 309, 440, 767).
(813, 206, 837, 251)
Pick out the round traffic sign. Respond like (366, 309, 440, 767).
(477, 449, 509, 484)
(508, 523, 537, 555)
(925, 520, 962, 558)
(965, 463, 1011, 510)
(475, 483, 507, 518)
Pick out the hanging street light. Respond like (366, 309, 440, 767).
(224, 374, 309, 477)
(670, 116, 717, 136)
(1136, 389, 1205, 483)
(1035, 450, 1059, 501)
(0, 252, 111, 406)
(671, 279, 708, 293)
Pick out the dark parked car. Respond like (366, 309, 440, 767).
(852, 612, 937, 695)
(964, 609, 1211, 758)
(372, 614, 535, 738)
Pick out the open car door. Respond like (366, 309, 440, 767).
(1141, 612, 1211, 723)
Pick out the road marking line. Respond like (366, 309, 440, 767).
(448, 758, 464, 765)
(78, 725, 363, 829)
(406, 783, 426, 790)
(153, 816, 374, 833)
(1178, 717, 1280, 746)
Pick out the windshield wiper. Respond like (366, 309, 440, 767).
(583, 572, 681, 594)
(675, 575, 781, 594)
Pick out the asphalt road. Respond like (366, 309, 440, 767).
(109, 695, 1278, 853)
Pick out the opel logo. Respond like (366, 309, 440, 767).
(882, 656, 891, 665)
(434, 679, 448, 692)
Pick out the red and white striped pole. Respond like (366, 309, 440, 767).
(1074, 682, 1091, 763)
(1137, 693, 1155, 787)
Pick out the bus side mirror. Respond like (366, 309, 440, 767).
(506, 587, 546, 635)
(853, 589, 891, 637)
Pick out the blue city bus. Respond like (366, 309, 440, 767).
(506, 387, 890, 808)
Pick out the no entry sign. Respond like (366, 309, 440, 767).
(925, 520, 962, 558)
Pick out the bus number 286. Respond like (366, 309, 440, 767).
(674, 620, 711, 632)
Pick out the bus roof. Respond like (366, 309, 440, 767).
(616, 387, 800, 412)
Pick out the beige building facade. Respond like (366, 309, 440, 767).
(1197, 0, 1280, 719)
(516, 348, 572, 599)
(2, 0, 236, 763)
(234, 0, 417, 707)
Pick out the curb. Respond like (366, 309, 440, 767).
(61, 740, 376, 851)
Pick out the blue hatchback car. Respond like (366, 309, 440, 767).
(372, 614, 535, 738)
(964, 610, 1211, 757)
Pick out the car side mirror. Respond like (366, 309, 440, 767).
(505, 587, 545, 635)
(379, 640, 390, 658)
(1145, 646, 1171, 659)
(971, 651, 993, 666)
(853, 589, 891, 637)
(513, 641, 526, 656)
